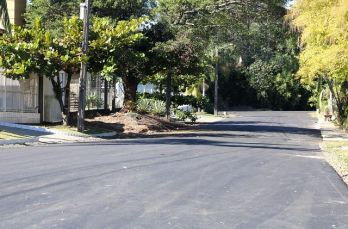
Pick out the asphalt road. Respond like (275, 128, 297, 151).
(1, 111, 348, 229)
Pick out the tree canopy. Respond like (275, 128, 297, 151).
(288, 0, 348, 122)
(3, 0, 315, 117)
(0, 17, 145, 124)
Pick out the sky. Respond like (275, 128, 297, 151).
(286, 0, 297, 8)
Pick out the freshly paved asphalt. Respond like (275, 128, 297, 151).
(1, 111, 348, 228)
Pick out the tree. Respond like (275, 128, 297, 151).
(91, 0, 156, 20)
(24, 0, 156, 112)
(90, 17, 147, 111)
(0, 18, 87, 125)
(24, 0, 156, 36)
(0, 0, 10, 34)
(0, 17, 145, 124)
(155, 0, 310, 112)
(24, 0, 81, 37)
(288, 0, 348, 123)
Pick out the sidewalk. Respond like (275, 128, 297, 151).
(0, 122, 116, 146)
(195, 115, 226, 123)
(318, 117, 348, 141)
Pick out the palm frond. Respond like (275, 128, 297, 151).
(0, 0, 11, 34)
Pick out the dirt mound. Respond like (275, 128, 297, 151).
(85, 112, 194, 136)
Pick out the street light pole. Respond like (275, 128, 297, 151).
(77, 0, 91, 132)
(214, 46, 219, 116)
(214, 43, 233, 116)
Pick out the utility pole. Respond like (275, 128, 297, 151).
(77, 0, 91, 132)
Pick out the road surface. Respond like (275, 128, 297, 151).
(1, 111, 347, 228)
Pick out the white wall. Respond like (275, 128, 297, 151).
(0, 73, 40, 123)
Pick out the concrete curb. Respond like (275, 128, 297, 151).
(0, 122, 117, 142)
(0, 122, 53, 133)
(0, 137, 39, 146)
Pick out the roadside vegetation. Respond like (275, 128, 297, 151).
(0, 131, 29, 140)
(323, 140, 348, 185)
(0, 0, 313, 126)
(33, 123, 112, 136)
(326, 141, 348, 166)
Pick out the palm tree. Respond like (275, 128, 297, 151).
(0, 0, 11, 34)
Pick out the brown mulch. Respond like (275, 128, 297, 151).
(85, 112, 200, 138)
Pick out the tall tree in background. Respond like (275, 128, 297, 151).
(23, 0, 312, 112)
(0, 0, 11, 34)
(24, 0, 80, 37)
(288, 0, 348, 123)
(156, 0, 309, 111)
(24, 0, 156, 36)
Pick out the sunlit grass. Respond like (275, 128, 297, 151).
(326, 140, 348, 167)
(33, 123, 112, 135)
(0, 130, 29, 140)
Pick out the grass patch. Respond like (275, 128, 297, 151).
(0, 130, 29, 140)
(33, 123, 112, 135)
(326, 140, 348, 167)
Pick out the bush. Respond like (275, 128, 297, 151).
(137, 92, 210, 109)
(137, 98, 151, 114)
(175, 109, 198, 123)
(136, 98, 165, 116)
(151, 100, 166, 116)
(86, 92, 103, 108)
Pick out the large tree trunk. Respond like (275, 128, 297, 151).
(324, 74, 345, 125)
(121, 75, 141, 112)
(51, 71, 72, 126)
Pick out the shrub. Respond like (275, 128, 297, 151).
(175, 109, 197, 123)
(151, 100, 166, 116)
(137, 92, 210, 109)
(86, 92, 103, 108)
(137, 99, 151, 114)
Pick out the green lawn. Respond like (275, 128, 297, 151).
(0, 130, 29, 140)
(325, 140, 348, 168)
(33, 123, 112, 135)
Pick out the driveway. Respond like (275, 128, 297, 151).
(1, 111, 347, 228)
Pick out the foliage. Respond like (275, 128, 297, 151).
(288, 0, 348, 123)
(86, 92, 104, 108)
(0, 0, 10, 34)
(24, 0, 156, 112)
(25, 0, 81, 37)
(91, 0, 156, 21)
(0, 17, 86, 124)
(137, 98, 166, 116)
(24, 0, 156, 37)
(137, 92, 209, 109)
(88, 17, 147, 80)
(151, 100, 166, 116)
(175, 109, 198, 123)
(0, 17, 146, 124)
(137, 98, 152, 114)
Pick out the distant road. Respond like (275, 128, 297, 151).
(1, 111, 347, 228)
